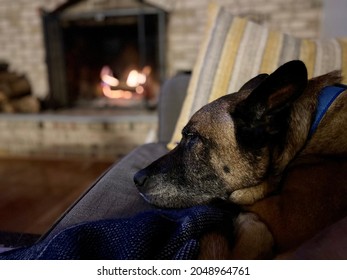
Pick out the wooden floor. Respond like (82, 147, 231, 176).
(0, 156, 114, 235)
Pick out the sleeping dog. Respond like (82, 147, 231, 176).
(134, 60, 347, 259)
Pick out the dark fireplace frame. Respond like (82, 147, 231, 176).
(41, 2, 167, 108)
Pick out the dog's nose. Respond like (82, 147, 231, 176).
(134, 169, 148, 187)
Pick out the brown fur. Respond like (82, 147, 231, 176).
(247, 157, 347, 254)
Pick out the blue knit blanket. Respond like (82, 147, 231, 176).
(0, 205, 234, 260)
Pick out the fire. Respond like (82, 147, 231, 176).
(100, 66, 119, 87)
(102, 85, 133, 99)
(100, 65, 150, 99)
(126, 70, 146, 87)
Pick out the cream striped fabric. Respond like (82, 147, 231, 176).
(168, 5, 347, 149)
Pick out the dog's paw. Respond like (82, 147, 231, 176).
(229, 182, 270, 205)
(230, 212, 274, 259)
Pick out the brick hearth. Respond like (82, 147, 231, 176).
(0, 110, 157, 159)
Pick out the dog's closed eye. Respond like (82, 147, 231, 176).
(182, 128, 202, 148)
(186, 133, 199, 145)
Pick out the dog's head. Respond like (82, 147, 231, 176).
(134, 60, 309, 208)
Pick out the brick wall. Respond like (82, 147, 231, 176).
(0, 0, 323, 99)
(0, 0, 65, 99)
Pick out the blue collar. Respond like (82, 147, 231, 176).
(309, 84, 347, 137)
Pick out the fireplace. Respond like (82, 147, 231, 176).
(42, 1, 166, 110)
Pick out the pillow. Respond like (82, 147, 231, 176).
(168, 4, 347, 150)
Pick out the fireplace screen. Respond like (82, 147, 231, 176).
(42, 4, 166, 110)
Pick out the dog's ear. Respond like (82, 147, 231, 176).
(233, 60, 308, 149)
(238, 73, 269, 92)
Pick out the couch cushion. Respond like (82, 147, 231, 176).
(43, 143, 169, 238)
(168, 4, 347, 149)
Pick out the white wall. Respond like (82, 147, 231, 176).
(321, 0, 347, 38)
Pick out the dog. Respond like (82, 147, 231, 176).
(134, 60, 347, 259)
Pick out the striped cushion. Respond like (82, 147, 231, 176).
(168, 4, 347, 149)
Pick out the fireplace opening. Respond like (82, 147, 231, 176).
(42, 3, 166, 110)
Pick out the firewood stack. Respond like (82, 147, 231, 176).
(0, 61, 40, 113)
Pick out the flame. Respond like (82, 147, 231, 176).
(100, 66, 119, 87)
(136, 86, 144, 94)
(126, 70, 146, 87)
(100, 66, 150, 99)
